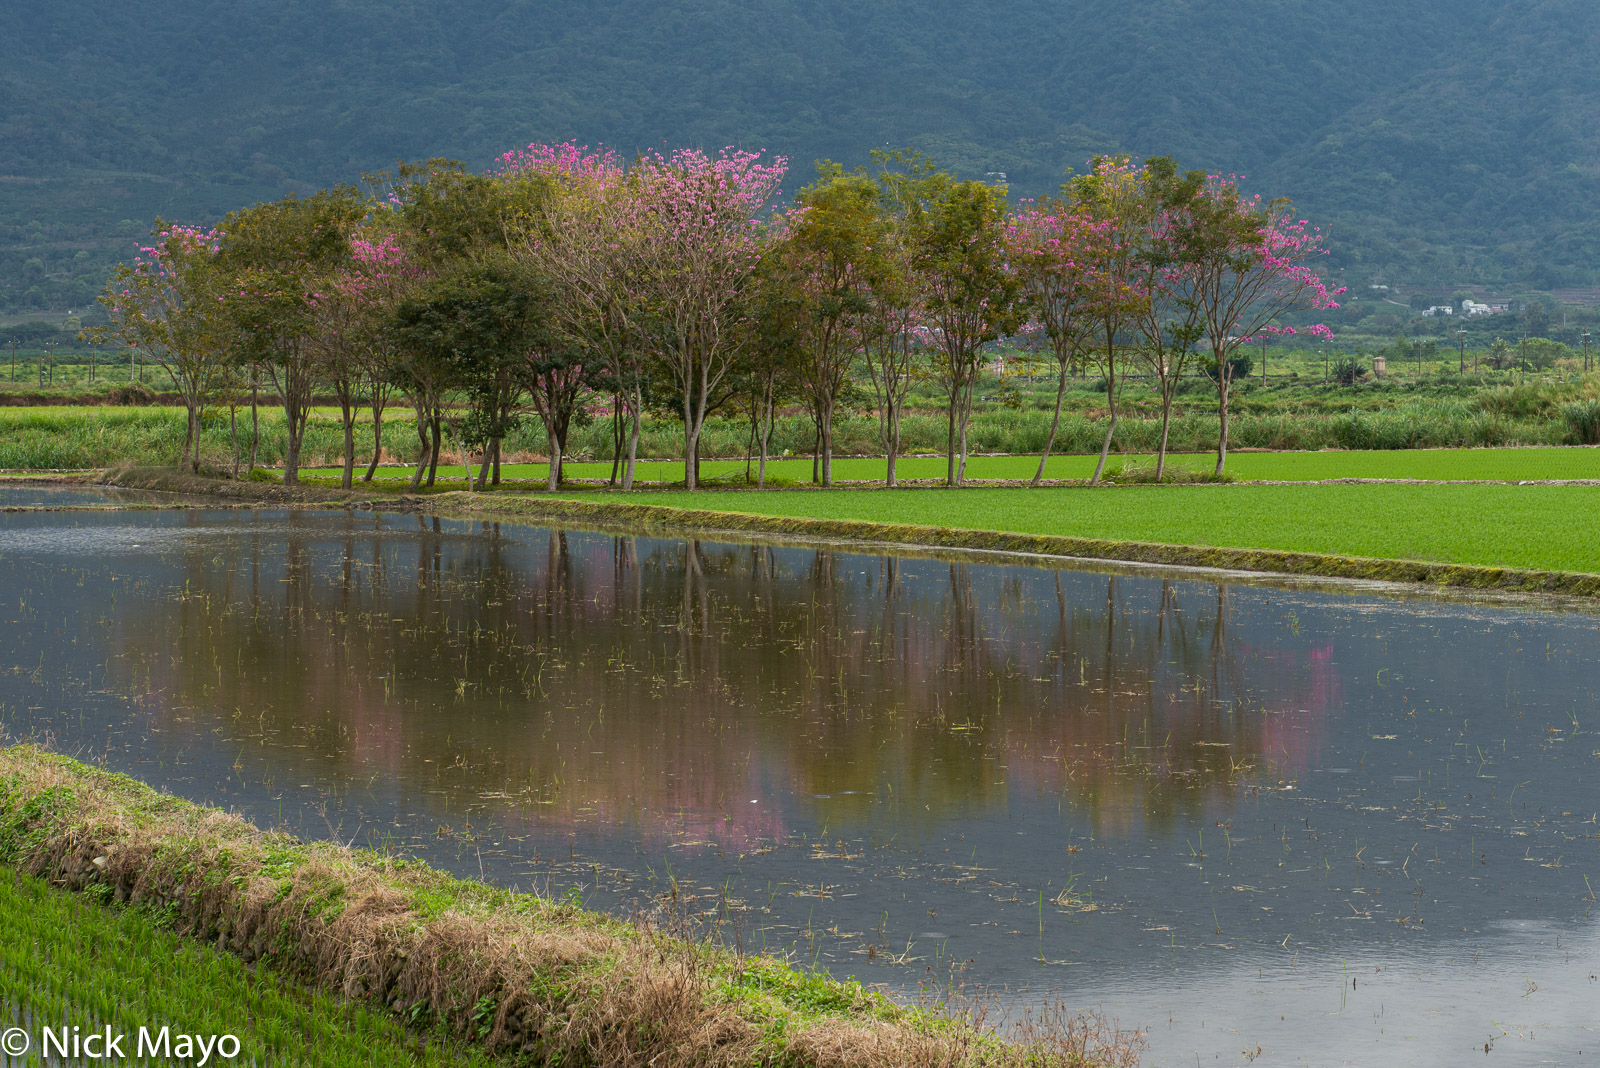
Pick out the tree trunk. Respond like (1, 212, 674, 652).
(1032, 360, 1069, 487)
(744, 405, 757, 484)
(287, 408, 310, 486)
(340, 392, 356, 491)
(473, 444, 490, 491)
(623, 394, 642, 491)
(954, 375, 975, 486)
(426, 410, 441, 487)
(1215, 374, 1231, 476)
(682, 394, 698, 491)
(819, 399, 834, 487)
(283, 425, 301, 486)
(1090, 407, 1118, 484)
(408, 401, 430, 490)
(492, 438, 502, 486)
(248, 371, 259, 471)
(1155, 377, 1174, 481)
(365, 395, 384, 482)
(609, 391, 623, 488)
(685, 425, 700, 491)
(757, 415, 770, 490)
(181, 401, 196, 473)
(885, 402, 899, 488)
(756, 385, 774, 490)
(1090, 371, 1118, 484)
(1089, 326, 1119, 486)
(546, 428, 561, 492)
(957, 408, 971, 484)
(945, 389, 959, 487)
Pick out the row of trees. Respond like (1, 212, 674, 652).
(98, 145, 1339, 489)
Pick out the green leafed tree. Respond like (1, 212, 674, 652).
(215, 188, 367, 485)
(885, 152, 1020, 486)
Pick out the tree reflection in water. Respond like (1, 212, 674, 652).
(115, 518, 1338, 850)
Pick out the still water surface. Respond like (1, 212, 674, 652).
(1, 493, 1596, 1066)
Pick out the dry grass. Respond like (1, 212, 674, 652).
(0, 747, 1140, 1068)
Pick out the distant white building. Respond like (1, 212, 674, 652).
(1461, 300, 1506, 317)
(1423, 305, 1454, 317)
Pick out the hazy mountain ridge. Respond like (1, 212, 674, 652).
(3, 0, 1594, 311)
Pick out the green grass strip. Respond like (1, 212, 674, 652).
(608, 484, 1600, 574)
(301, 446, 1600, 486)
(89, 468, 1600, 594)
(436, 486, 1600, 596)
(0, 867, 497, 1067)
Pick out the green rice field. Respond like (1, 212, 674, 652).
(0, 868, 498, 1067)
(305, 446, 1600, 487)
(591, 482, 1600, 575)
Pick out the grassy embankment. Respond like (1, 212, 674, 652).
(0, 871, 502, 1067)
(0, 746, 1134, 1068)
(591, 484, 1600, 574)
(62, 463, 1600, 595)
(5, 377, 1600, 472)
(415, 482, 1600, 599)
(305, 447, 1600, 487)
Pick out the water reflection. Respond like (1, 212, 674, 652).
(107, 518, 1339, 847)
(3, 502, 1598, 1067)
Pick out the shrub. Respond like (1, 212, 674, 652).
(1201, 354, 1253, 383)
(1331, 357, 1365, 387)
(1477, 383, 1560, 418)
(107, 382, 157, 406)
(1562, 400, 1600, 445)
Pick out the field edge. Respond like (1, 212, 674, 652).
(72, 467, 1600, 598)
(0, 744, 1134, 1068)
(433, 493, 1600, 599)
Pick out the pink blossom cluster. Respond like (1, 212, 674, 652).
(496, 141, 625, 182)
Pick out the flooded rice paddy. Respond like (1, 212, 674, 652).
(0, 484, 170, 508)
(1, 489, 1596, 1065)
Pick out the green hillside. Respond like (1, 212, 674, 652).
(3, 0, 1596, 311)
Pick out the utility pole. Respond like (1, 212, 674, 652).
(1585, 331, 1592, 374)
(8, 339, 15, 384)
(1458, 329, 1466, 374)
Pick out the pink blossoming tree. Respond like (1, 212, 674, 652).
(96, 223, 224, 473)
(1169, 178, 1341, 475)
(627, 147, 787, 490)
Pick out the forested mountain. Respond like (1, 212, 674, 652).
(4, 0, 1598, 310)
